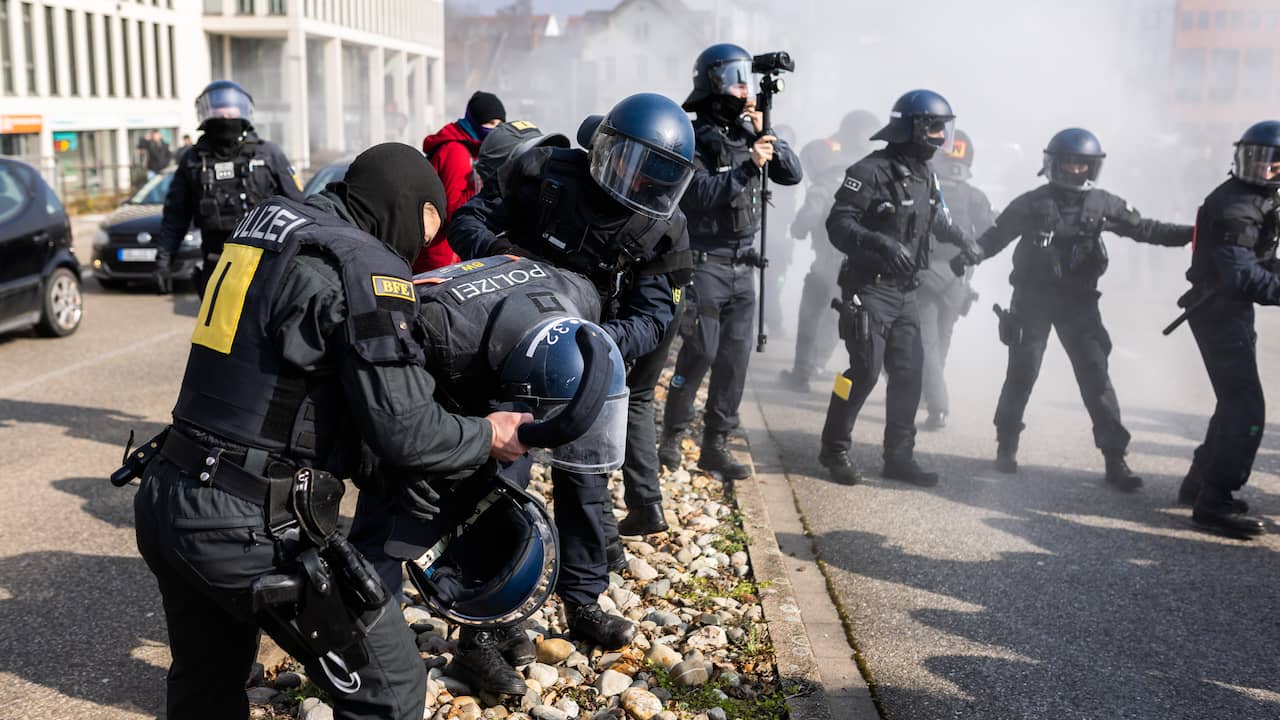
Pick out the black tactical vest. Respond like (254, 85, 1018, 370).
(194, 140, 274, 234)
(1010, 187, 1110, 286)
(509, 149, 685, 300)
(173, 196, 423, 469)
(686, 121, 761, 246)
(414, 256, 601, 414)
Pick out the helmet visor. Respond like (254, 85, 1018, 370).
(1044, 152, 1104, 190)
(590, 133, 694, 219)
(1233, 144, 1280, 187)
(913, 115, 956, 152)
(532, 390, 629, 473)
(196, 86, 255, 125)
(708, 58, 754, 97)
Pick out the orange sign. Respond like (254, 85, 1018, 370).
(0, 114, 42, 134)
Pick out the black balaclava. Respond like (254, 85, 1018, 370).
(334, 143, 448, 263)
(203, 118, 249, 154)
(702, 95, 748, 128)
(892, 141, 937, 164)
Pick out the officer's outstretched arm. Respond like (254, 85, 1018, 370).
(157, 158, 196, 255)
(448, 195, 510, 260)
(974, 199, 1027, 259)
(1103, 196, 1192, 246)
(606, 273, 677, 361)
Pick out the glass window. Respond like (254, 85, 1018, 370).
(167, 25, 175, 97)
(136, 19, 146, 97)
(0, 1, 12, 94)
(1242, 48, 1273, 102)
(203, 0, 221, 13)
(44, 4, 57, 95)
(104, 13, 114, 96)
(1231, 11, 1244, 30)
(152, 23, 161, 96)
(0, 162, 30, 224)
(1179, 10, 1193, 31)
(65, 9, 77, 95)
(84, 12, 96, 96)
(238, 0, 254, 14)
(269, 0, 284, 15)
(1174, 47, 1206, 102)
(21, 3, 34, 93)
(1208, 48, 1239, 102)
(121, 16, 131, 96)
(1197, 10, 1209, 29)
(209, 32, 223, 78)
(1214, 10, 1227, 29)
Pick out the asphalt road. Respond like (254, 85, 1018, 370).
(748, 279, 1280, 719)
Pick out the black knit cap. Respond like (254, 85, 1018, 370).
(465, 91, 507, 125)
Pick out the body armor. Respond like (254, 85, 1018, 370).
(1009, 186, 1110, 287)
(194, 139, 274, 234)
(686, 121, 761, 245)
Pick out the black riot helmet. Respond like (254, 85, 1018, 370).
(871, 90, 956, 153)
(196, 80, 255, 131)
(936, 128, 975, 181)
(1231, 120, 1280, 188)
(682, 43, 754, 125)
(582, 93, 696, 219)
(1040, 128, 1106, 191)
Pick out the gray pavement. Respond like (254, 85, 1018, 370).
(746, 285, 1280, 720)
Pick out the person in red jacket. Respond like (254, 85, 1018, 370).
(416, 91, 507, 272)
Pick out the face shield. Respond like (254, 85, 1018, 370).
(1044, 152, 1104, 190)
(196, 85, 255, 127)
(531, 386, 630, 473)
(707, 58, 755, 98)
(1232, 144, 1280, 188)
(914, 115, 956, 152)
(589, 131, 695, 219)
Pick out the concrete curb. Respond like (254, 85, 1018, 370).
(731, 388, 880, 720)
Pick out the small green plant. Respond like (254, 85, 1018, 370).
(648, 663, 789, 720)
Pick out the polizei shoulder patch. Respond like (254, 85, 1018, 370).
(371, 275, 416, 302)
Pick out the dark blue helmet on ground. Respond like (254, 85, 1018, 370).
(936, 128, 975, 181)
(871, 90, 955, 150)
(397, 471, 560, 628)
(682, 43, 754, 111)
(195, 80, 255, 130)
(1040, 128, 1105, 191)
(1232, 120, 1280, 188)
(500, 317, 629, 473)
(586, 93, 696, 219)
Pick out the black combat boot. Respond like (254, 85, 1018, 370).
(1193, 486, 1266, 540)
(778, 368, 811, 393)
(605, 538, 629, 574)
(495, 624, 536, 666)
(994, 436, 1019, 474)
(658, 432, 683, 470)
(1178, 465, 1249, 512)
(618, 501, 668, 536)
(818, 449, 862, 486)
(450, 627, 528, 695)
(698, 432, 750, 480)
(883, 455, 939, 487)
(566, 602, 637, 650)
(922, 411, 947, 431)
(1103, 452, 1143, 492)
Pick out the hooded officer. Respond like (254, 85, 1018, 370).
(1174, 121, 1280, 538)
(815, 90, 975, 487)
(951, 128, 1191, 490)
(133, 143, 531, 720)
(659, 43, 803, 480)
(779, 110, 881, 393)
(917, 128, 998, 430)
(450, 93, 697, 655)
(156, 80, 303, 296)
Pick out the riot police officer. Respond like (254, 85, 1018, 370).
(951, 128, 1191, 490)
(780, 110, 881, 393)
(817, 90, 974, 487)
(132, 143, 531, 719)
(1174, 121, 1280, 538)
(156, 80, 303, 296)
(450, 93, 696, 653)
(660, 43, 802, 479)
(918, 129, 997, 430)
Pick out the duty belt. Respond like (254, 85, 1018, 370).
(159, 428, 295, 529)
(693, 250, 764, 267)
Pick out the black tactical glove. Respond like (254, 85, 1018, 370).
(154, 248, 173, 294)
(868, 233, 915, 276)
(399, 473, 442, 522)
(949, 246, 982, 277)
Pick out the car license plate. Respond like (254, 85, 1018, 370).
(118, 247, 158, 262)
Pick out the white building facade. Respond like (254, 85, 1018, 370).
(0, 0, 445, 197)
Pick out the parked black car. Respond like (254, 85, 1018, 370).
(0, 157, 83, 337)
(90, 169, 201, 291)
(302, 158, 352, 196)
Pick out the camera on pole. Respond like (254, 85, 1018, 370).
(751, 51, 794, 353)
